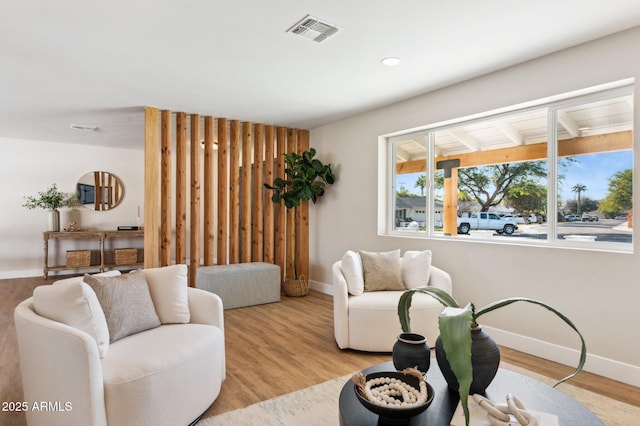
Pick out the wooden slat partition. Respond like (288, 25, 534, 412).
(189, 114, 201, 287)
(263, 125, 275, 264)
(144, 109, 311, 289)
(241, 122, 252, 263)
(217, 118, 228, 264)
(296, 129, 310, 280)
(160, 110, 172, 266)
(274, 127, 287, 284)
(143, 107, 160, 269)
(228, 120, 241, 264)
(175, 112, 187, 265)
(252, 123, 264, 262)
(203, 116, 215, 266)
(285, 129, 297, 279)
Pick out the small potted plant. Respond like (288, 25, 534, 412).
(23, 184, 79, 232)
(264, 148, 335, 295)
(397, 287, 586, 426)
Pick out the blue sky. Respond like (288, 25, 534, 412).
(396, 151, 632, 205)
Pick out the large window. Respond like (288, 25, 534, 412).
(387, 83, 633, 251)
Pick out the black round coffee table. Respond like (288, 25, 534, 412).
(339, 360, 604, 426)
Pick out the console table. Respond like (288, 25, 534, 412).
(339, 360, 604, 426)
(43, 230, 144, 279)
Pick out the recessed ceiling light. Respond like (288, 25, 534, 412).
(70, 124, 98, 132)
(380, 57, 400, 66)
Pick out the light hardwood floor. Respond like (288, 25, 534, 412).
(1, 276, 638, 426)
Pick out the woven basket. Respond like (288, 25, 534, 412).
(115, 248, 138, 265)
(283, 275, 309, 297)
(66, 250, 91, 268)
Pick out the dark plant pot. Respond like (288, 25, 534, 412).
(392, 333, 431, 374)
(435, 326, 500, 394)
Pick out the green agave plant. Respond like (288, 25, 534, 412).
(397, 287, 586, 426)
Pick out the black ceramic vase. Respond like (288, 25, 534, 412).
(392, 332, 431, 374)
(435, 326, 500, 394)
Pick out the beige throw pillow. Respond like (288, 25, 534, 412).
(358, 249, 404, 291)
(84, 272, 161, 343)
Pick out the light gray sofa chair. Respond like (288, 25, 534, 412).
(333, 250, 452, 352)
(14, 267, 225, 426)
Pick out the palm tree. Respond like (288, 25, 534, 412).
(572, 183, 587, 215)
(415, 175, 427, 196)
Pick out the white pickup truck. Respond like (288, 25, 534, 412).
(457, 212, 518, 235)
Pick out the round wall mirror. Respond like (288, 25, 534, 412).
(76, 171, 124, 211)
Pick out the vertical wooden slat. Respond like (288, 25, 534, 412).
(203, 116, 215, 266)
(144, 107, 160, 269)
(217, 118, 228, 264)
(275, 127, 286, 284)
(263, 125, 275, 264)
(296, 129, 310, 280)
(160, 110, 172, 266)
(241, 121, 252, 263)
(285, 129, 297, 279)
(229, 120, 241, 264)
(94, 171, 101, 211)
(189, 114, 201, 286)
(175, 112, 188, 265)
(252, 123, 265, 261)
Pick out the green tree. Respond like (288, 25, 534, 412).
(571, 183, 587, 215)
(457, 162, 547, 211)
(599, 169, 632, 217)
(566, 197, 598, 215)
(415, 175, 427, 196)
(505, 179, 546, 216)
(396, 188, 418, 198)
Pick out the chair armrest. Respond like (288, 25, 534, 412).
(186, 287, 226, 380)
(187, 287, 224, 330)
(332, 261, 350, 349)
(429, 266, 452, 294)
(14, 299, 107, 426)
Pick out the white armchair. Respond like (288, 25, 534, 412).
(333, 250, 452, 352)
(14, 267, 225, 426)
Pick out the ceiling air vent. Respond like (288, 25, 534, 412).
(286, 15, 340, 43)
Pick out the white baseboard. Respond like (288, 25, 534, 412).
(309, 279, 333, 295)
(0, 268, 43, 279)
(484, 325, 640, 387)
(308, 279, 640, 387)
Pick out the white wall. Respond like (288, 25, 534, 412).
(309, 27, 640, 386)
(0, 137, 144, 278)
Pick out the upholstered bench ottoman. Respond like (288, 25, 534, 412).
(196, 262, 281, 309)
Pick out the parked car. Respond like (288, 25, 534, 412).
(527, 213, 537, 223)
(565, 214, 581, 222)
(581, 214, 599, 222)
(614, 214, 628, 220)
(457, 212, 518, 235)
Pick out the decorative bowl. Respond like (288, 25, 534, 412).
(354, 371, 434, 425)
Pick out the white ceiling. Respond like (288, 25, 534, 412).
(2, 0, 640, 150)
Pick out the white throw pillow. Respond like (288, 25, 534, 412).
(34, 281, 110, 358)
(341, 251, 364, 296)
(140, 264, 190, 324)
(401, 250, 432, 289)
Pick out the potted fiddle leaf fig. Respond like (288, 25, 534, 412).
(264, 148, 335, 296)
(397, 287, 586, 426)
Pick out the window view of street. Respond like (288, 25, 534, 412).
(391, 85, 633, 249)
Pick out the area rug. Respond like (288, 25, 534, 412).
(200, 363, 639, 426)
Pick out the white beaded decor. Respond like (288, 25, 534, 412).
(352, 369, 428, 409)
